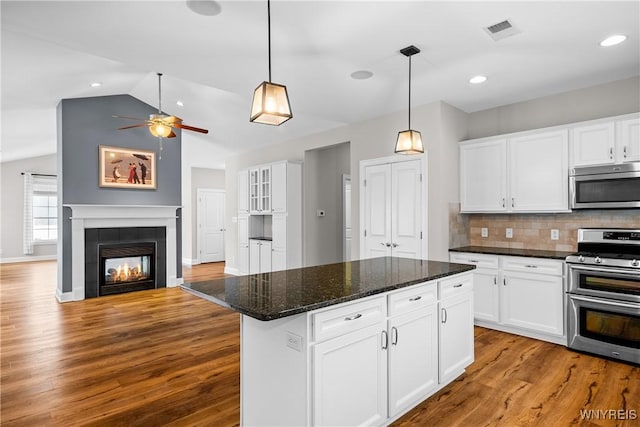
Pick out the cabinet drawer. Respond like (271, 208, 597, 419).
(388, 281, 437, 317)
(312, 297, 386, 343)
(501, 256, 563, 276)
(438, 274, 473, 300)
(450, 252, 499, 269)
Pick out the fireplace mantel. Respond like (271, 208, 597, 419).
(59, 204, 182, 302)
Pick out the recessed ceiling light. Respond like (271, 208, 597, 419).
(351, 70, 373, 80)
(469, 75, 487, 84)
(600, 35, 626, 47)
(186, 0, 222, 16)
(176, 100, 184, 107)
(90, 82, 102, 87)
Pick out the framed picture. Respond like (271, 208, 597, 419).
(99, 145, 156, 189)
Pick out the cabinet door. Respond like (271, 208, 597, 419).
(249, 169, 261, 214)
(460, 139, 507, 212)
(388, 305, 438, 417)
(472, 269, 500, 323)
(271, 214, 286, 271)
(509, 130, 569, 212)
(391, 160, 422, 259)
(618, 117, 640, 163)
(313, 324, 387, 427)
(237, 215, 249, 247)
(570, 122, 615, 166)
(249, 240, 261, 274)
(237, 170, 249, 214)
(501, 272, 564, 336)
(259, 241, 272, 273)
(439, 292, 474, 383)
(260, 166, 272, 213)
(271, 162, 287, 213)
(363, 164, 392, 258)
(238, 245, 249, 275)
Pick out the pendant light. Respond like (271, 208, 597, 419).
(394, 45, 424, 155)
(250, 0, 292, 125)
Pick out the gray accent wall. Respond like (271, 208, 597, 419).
(57, 94, 182, 294)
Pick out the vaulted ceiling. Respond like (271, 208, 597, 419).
(2, 1, 639, 166)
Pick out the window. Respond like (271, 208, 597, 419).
(33, 193, 57, 241)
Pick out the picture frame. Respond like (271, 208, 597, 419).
(99, 145, 156, 189)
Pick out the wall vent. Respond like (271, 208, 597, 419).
(483, 19, 520, 41)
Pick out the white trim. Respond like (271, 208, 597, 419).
(182, 257, 199, 266)
(224, 266, 239, 276)
(56, 289, 73, 303)
(0, 254, 57, 264)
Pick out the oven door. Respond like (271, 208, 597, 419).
(568, 264, 640, 303)
(567, 294, 640, 364)
(570, 169, 640, 209)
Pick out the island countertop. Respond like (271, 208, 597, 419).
(180, 257, 475, 321)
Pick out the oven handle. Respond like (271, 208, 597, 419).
(568, 264, 640, 278)
(568, 294, 640, 310)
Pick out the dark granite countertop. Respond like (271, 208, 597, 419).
(181, 257, 475, 321)
(449, 246, 574, 260)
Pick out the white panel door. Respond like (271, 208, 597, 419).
(363, 164, 392, 259)
(249, 240, 261, 274)
(472, 270, 500, 322)
(391, 160, 422, 259)
(460, 139, 507, 212)
(259, 240, 272, 273)
(439, 291, 474, 383)
(570, 122, 615, 166)
(313, 325, 387, 427)
(271, 162, 287, 213)
(388, 305, 438, 417)
(271, 214, 287, 271)
(619, 117, 640, 163)
(237, 170, 249, 214)
(509, 130, 569, 212)
(197, 189, 225, 263)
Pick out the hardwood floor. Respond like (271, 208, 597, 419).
(1, 261, 638, 426)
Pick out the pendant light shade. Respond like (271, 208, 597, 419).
(394, 45, 423, 155)
(148, 114, 172, 138)
(251, 81, 292, 125)
(250, 0, 292, 125)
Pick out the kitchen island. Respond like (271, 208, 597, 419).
(182, 257, 475, 427)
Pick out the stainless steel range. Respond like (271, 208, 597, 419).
(566, 228, 640, 364)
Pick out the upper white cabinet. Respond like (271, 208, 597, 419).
(570, 114, 640, 167)
(460, 130, 569, 213)
(249, 166, 271, 214)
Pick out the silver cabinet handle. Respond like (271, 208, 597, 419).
(493, 276, 497, 285)
(409, 295, 422, 302)
(502, 198, 505, 208)
(381, 330, 388, 350)
(379, 242, 387, 246)
(386, 242, 392, 247)
(441, 308, 447, 324)
(623, 146, 628, 158)
(468, 259, 479, 263)
(609, 147, 614, 159)
(391, 327, 398, 346)
(511, 197, 515, 208)
(503, 277, 507, 286)
(392, 243, 399, 248)
(453, 283, 463, 288)
(524, 264, 538, 268)
(344, 313, 362, 321)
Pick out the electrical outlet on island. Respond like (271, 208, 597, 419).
(551, 229, 560, 240)
(481, 227, 488, 238)
(506, 228, 513, 239)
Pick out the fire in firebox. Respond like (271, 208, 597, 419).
(104, 256, 150, 284)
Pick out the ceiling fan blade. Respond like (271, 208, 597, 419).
(117, 123, 148, 130)
(113, 115, 146, 121)
(168, 131, 177, 138)
(174, 123, 209, 134)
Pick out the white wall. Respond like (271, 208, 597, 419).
(0, 154, 57, 262)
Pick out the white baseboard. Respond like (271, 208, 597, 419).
(182, 257, 199, 266)
(224, 266, 239, 276)
(55, 289, 73, 303)
(0, 254, 57, 264)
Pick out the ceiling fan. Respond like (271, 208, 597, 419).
(113, 72, 208, 139)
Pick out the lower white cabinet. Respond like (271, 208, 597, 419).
(249, 239, 272, 274)
(450, 252, 565, 344)
(241, 271, 474, 426)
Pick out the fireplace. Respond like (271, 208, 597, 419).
(99, 242, 155, 296)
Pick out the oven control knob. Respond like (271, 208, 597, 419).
(632, 259, 639, 267)
(578, 255, 584, 263)
(594, 256, 602, 264)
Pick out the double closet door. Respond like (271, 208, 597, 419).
(362, 159, 423, 260)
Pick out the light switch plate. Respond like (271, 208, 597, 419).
(551, 229, 559, 240)
(506, 228, 513, 239)
(481, 227, 488, 238)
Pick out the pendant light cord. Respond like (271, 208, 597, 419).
(267, 0, 272, 83)
(157, 72, 163, 114)
(408, 56, 412, 129)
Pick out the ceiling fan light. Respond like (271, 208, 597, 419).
(395, 129, 424, 155)
(250, 81, 292, 125)
(149, 123, 172, 138)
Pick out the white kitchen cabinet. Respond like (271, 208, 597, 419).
(438, 275, 474, 383)
(460, 139, 507, 212)
(237, 215, 249, 275)
(449, 252, 565, 344)
(249, 168, 260, 214)
(271, 161, 287, 213)
(361, 158, 423, 259)
(249, 239, 271, 274)
(313, 324, 388, 427)
(237, 170, 249, 214)
(271, 214, 286, 271)
(570, 113, 640, 167)
(259, 166, 271, 214)
(509, 130, 568, 212)
(460, 130, 569, 213)
(387, 304, 438, 417)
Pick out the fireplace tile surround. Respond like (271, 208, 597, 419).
(57, 205, 182, 302)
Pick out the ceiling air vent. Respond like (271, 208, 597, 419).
(483, 19, 520, 41)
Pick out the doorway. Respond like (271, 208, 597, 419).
(197, 189, 225, 263)
(342, 174, 352, 261)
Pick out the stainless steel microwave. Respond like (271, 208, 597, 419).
(570, 162, 640, 209)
